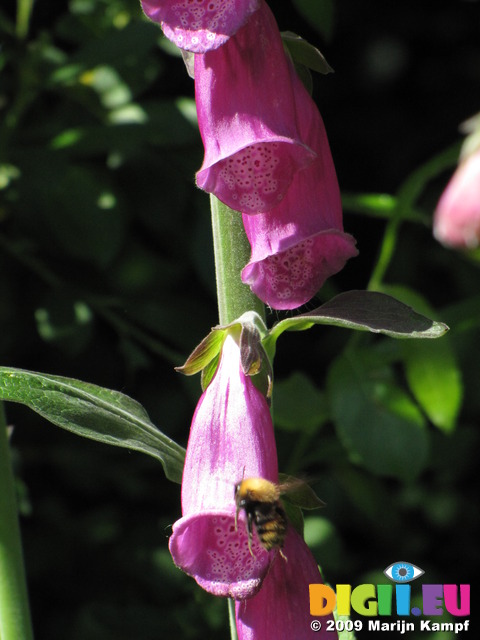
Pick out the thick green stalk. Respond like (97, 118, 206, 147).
(0, 403, 34, 640)
(16, 0, 34, 40)
(210, 195, 266, 326)
(210, 196, 265, 640)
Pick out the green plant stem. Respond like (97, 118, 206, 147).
(367, 208, 403, 291)
(367, 142, 461, 292)
(16, 0, 34, 40)
(227, 599, 239, 640)
(0, 403, 34, 640)
(210, 196, 265, 640)
(210, 195, 266, 326)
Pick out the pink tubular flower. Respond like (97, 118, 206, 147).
(169, 334, 279, 599)
(141, 0, 260, 53)
(194, 1, 317, 213)
(235, 527, 336, 640)
(240, 65, 358, 310)
(433, 149, 480, 249)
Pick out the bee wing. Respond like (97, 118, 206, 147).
(277, 475, 326, 509)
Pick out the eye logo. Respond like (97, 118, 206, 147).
(384, 561, 424, 583)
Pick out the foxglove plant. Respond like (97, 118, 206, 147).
(241, 63, 358, 310)
(169, 333, 278, 599)
(434, 148, 480, 249)
(141, 0, 260, 52)
(195, 1, 317, 213)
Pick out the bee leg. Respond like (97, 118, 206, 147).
(246, 512, 256, 558)
(234, 507, 239, 532)
(279, 548, 288, 562)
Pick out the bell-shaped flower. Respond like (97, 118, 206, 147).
(433, 149, 480, 249)
(169, 334, 278, 599)
(235, 527, 336, 640)
(240, 65, 358, 310)
(141, 0, 260, 53)
(195, 0, 316, 213)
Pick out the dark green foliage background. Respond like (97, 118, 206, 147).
(1, 1, 479, 638)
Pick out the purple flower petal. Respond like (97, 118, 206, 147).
(235, 528, 337, 639)
(241, 231, 358, 310)
(141, 0, 260, 53)
(169, 510, 272, 599)
(195, 1, 316, 212)
(240, 64, 358, 310)
(169, 335, 278, 598)
(433, 149, 480, 249)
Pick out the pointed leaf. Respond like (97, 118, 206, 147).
(175, 328, 226, 376)
(0, 367, 185, 483)
(267, 290, 448, 348)
(281, 31, 333, 74)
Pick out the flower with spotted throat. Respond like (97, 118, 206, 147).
(168, 334, 279, 598)
(194, 1, 316, 213)
(141, 0, 260, 53)
(241, 61, 358, 310)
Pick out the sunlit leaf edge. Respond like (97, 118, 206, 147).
(267, 290, 449, 345)
(0, 367, 185, 483)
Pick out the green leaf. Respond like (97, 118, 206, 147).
(403, 340, 462, 433)
(0, 367, 185, 483)
(382, 286, 463, 433)
(327, 353, 429, 480)
(281, 31, 333, 74)
(273, 372, 328, 432)
(266, 290, 449, 349)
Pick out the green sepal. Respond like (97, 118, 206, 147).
(282, 501, 304, 539)
(265, 290, 449, 352)
(179, 312, 272, 396)
(0, 367, 185, 483)
(459, 112, 480, 159)
(239, 321, 273, 399)
(281, 31, 333, 75)
(175, 327, 227, 376)
(200, 351, 220, 391)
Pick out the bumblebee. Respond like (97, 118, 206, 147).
(234, 477, 290, 560)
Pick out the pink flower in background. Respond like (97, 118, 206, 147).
(141, 0, 260, 53)
(169, 334, 278, 599)
(235, 527, 337, 640)
(241, 65, 358, 310)
(433, 150, 480, 249)
(195, 1, 316, 213)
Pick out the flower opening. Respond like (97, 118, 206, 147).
(141, 0, 260, 53)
